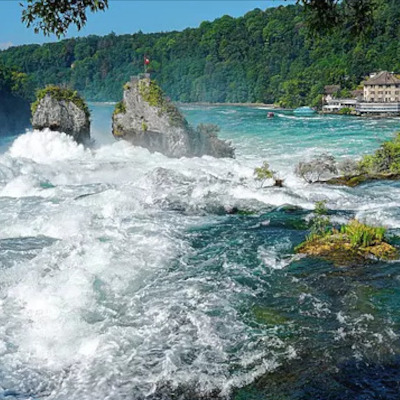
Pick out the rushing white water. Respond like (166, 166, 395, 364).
(1, 107, 400, 399)
(0, 128, 291, 399)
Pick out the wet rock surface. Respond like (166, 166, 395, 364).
(32, 88, 90, 143)
(112, 77, 234, 158)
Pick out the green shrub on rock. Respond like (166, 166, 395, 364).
(254, 161, 284, 188)
(113, 100, 126, 116)
(340, 220, 386, 248)
(138, 79, 186, 127)
(296, 202, 397, 265)
(358, 132, 400, 174)
(139, 80, 164, 107)
(254, 161, 275, 188)
(307, 200, 331, 240)
(31, 85, 89, 118)
(323, 133, 400, 187)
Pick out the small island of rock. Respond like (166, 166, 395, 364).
(112, 76, 234, 158)
(31, 85, 90, 143)
(296, 202, 397, 266)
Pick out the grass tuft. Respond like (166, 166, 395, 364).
(31, 85, 89, 118)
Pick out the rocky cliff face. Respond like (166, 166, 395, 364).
(112, 77, 234, 158)
(32, 87, 90, 143)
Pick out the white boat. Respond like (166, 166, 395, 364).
(293, 106, 316, 115)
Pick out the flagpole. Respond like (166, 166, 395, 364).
(144, 56, 150, 77)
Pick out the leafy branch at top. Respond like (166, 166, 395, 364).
(21, 0, 109, 37)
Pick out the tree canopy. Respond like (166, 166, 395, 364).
(2, 1, 400, 106)
(0, 64, 33, 101)
(20, 0, 379, 38)
(294, 0, 378, 34)
(21, 0, 108, 37)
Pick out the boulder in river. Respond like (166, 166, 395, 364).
(296, 219, 398, 266)
(31, 86, 90, 143)
(112, 76, 234, 158)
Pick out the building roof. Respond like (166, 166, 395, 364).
(351, 89, 363, 97)
(324, 85, 340, 94)
(364, 71, 400, 86)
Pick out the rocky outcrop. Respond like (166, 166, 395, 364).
(295, 219, 398, 266)
(321, 173, 400, 187)
(296, 233, 397, 265)
(31, 86, 90, 143)
(112, 77, 234, 158)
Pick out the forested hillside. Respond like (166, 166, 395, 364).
(0, 65, 33, 135)
(1, 1, 400, 106)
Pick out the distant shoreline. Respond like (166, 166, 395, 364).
(176, 101, 280, 109)
(89, 100, 292, 111)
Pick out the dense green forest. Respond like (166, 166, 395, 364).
(1, 1, 400, 106)
(0, 64, 33, 101)
(0, 64, 33, 135)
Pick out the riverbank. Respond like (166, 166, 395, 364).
(91, 100, 293, 111)
(176, 101, 288, 109)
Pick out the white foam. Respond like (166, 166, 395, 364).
(9, 129, 88, 163)
(0, 175, 55, 198)
(0, 107, 400, 398)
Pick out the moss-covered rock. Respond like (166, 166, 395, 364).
(321, 133, 400, 187)
(113, 100, 126, 116)
(296, 236, 397, 264)
(32, 85, 89, 118)
(323, 173, 400, 187)
(112, 76, 234, 158)
(31, 85, 90, 143)
(296, 221, 398, 265)
(138, 79, 164, 107)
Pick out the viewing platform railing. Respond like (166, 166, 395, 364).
(356, 102, 400, 113)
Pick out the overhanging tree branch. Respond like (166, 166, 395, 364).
(20, 0, 109, 37)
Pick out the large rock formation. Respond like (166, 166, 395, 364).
(112, 76, 234, 158)
(32, 86, 90, 143)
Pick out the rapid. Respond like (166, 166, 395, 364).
(0, 104, 400, 399)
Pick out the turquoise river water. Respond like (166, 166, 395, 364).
(0, 104, 400, 399)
